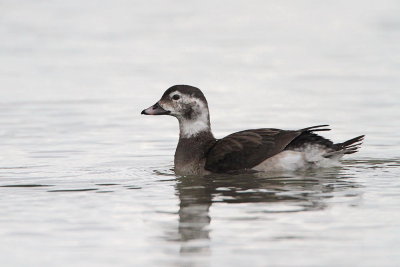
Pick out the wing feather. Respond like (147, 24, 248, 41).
(205, 128, 301, 172)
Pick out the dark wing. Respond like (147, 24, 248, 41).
(285, 127, 334, 150)
(205, 128, 301, 173)
(285, 126, 364, 156)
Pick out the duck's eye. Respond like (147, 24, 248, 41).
(172, 94, 180, 100)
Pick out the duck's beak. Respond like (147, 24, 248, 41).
(141, 102, 171, 115)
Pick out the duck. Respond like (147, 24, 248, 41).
(141, 85, 364, 175)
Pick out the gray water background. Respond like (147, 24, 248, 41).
(1, 0, 400, 266)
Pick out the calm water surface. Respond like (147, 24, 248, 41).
(1, 1, 400, 266)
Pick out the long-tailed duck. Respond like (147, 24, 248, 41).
(141, 85, 364, 175)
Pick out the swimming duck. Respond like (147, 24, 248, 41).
(141, 85, 364, 175)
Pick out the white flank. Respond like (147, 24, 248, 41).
(253, 146, 342, 172)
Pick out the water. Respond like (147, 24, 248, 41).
(1, 0, 400, 266)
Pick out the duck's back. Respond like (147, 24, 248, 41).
(204, 128, 302, 173)
(204, 125, 363, 173)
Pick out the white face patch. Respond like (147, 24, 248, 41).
(179, 98, 210, 138)
(159, 92, 210, 138)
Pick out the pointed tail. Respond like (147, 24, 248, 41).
(324, 135, 365, 157)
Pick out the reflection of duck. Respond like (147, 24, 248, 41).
(174, 169, 361, 254)
(142, 85, 364, 175)
(176, 176, 212, 254)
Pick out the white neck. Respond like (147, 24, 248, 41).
(178, 112, 211, 138)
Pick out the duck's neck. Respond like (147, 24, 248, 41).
(175, 113, 215, 174)
(175, 130, 216, 175)
(178, 109, 212, 139)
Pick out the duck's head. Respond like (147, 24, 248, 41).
(141, 85, 211, 138)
